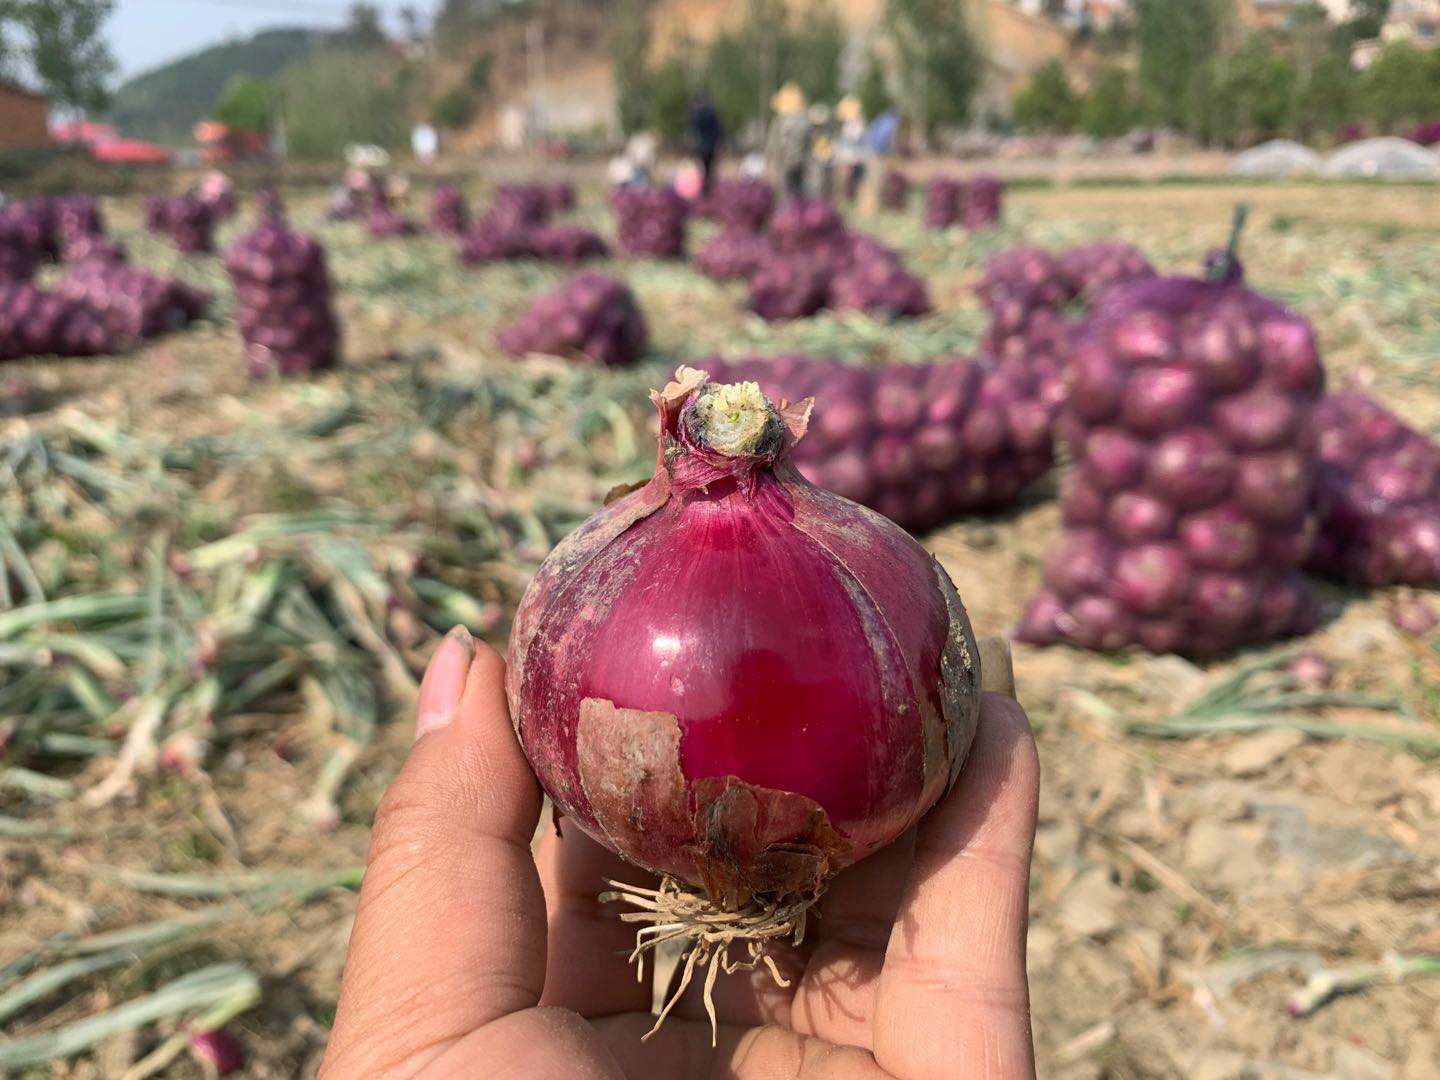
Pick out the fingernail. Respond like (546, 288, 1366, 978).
(415, 626, 476, 741)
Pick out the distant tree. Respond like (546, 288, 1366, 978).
(857, 53, 891, 119)
(0, 0, 116, 113)
(276, 47, 408, 159)
(787, 0, 845, 106)
(611, 0, 650, 134)
(398, 4, 423, 41)
(1362, 40, 1440, 131)
(649, 49, 693, 143)
(1012, 60, 1079, 132)
(466, 52, 492, 92)
(430, 86, 474, 128)
(703, 28, 758, 134)
(1343, 0, 1391, 43)
(340, 3, 387, 49)
(1133, 0, 1226, 135)
(1294, 51, 1355, 141)
(1080, 65, 1137, 138)
(212, 75, 273, 133)
(885, 0, 982, 137)
(1210, 36, 1298, 146)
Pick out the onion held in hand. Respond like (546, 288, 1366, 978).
(506, 368, 981, 1032)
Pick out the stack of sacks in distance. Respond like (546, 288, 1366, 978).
(1016, 261, 1326, 656)
(144, 195, 218, 254)
(880, 170, 910, 211)
(924, 176, 1005, 230)
(459, 182, 607, 266)
(696, 196, 930, 322)
(367, 181, 421, 238)
(700, 355, 1054, 533)
(429, 184, 470, 236)
(225, 200, 341, 377)
(497, 271, 647, 367)
(611, 185, 689, 258)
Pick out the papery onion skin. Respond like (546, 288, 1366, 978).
(507, 368, 980, 904)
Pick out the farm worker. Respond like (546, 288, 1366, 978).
(808, 102, 837, 199)
(687, 92, 723, 195)
(766, 82, 810, 197)
(607, 131, 658, 188)
(321, 629, 1040, 1076)
(835, 94, 869, 202)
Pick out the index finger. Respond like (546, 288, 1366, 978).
(872, 693, 1040, 1079)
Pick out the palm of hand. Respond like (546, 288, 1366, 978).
(321, 641, 1037, 1079)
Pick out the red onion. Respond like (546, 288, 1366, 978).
(57, 259, 209, 343)
(188, 1028, 244, 1075)
(1019, 267, 1325, 656)
(458, 213, 540, 265)
(1391, 595, 1438, 636)
(224, 214, 340, 377)
(497, 271, 646, 367)
(748, 255, 832, 321)
(368, 203, 421, 238)
(1308, 391, 1440, 586)
(529, 223, 609, 264)
(507, 366, 980, 995)
(769, 197, 846, 254)
(0, 282, 115, 359)
(493, 183, 555, 230)
(146, 195, 217, 254)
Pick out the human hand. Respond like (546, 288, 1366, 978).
(321, 627, 1039, 1079)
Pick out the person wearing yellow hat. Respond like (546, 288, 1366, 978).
(835, 94, 868, 203)
(766, 82, 811, 197)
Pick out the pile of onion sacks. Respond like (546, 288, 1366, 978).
(428, 184, 470, 236)
(1017, 255, 1326, 656)
(506, 366, 980, 1035)
(497, 271, 647, 367)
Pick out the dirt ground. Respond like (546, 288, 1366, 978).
(2, 175, 1439, 1078)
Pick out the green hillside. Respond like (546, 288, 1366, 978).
(108, 27, 321, 145)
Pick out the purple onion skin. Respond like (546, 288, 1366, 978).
(507, 367, 980, 902)
(1019, 273, 1325, 657)
(611, 186, 688, 258)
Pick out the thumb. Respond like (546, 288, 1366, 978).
(323, 628, 548, 1077)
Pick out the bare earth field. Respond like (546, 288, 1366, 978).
(2, 177, 1439, 1078)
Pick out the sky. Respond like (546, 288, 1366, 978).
(106, 0, 444, 81)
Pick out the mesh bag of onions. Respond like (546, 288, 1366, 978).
(880, 170, 910, 211)
(768, 196, 846, 255)
(0, 216, 39, 285)
(529, 224, 609, 263)
(709, 177, 775, 233)
(0, 282, 117, 360)
(458, 214, 540, 265)
(493, 184, 555, 230)
(224, 214, 341, 377)
(57, 259, 209, 343)
(545, 181, 575, 214)
(1308, 391, 1440, 585)
(429, 184, 470, 236)
(1017, 262, 1326, 656)
(612, 185, 688, 258)
(506, 366, 980, 1035)
(368, 204, 420, 238)
(827, 235, 931, 319)
(961, 175, 1004, 230)
(693, 229, 774, 281)
(704, 355, 1054, 531)
(54, 195, 106, 261)
(165, 196, 218, 254)
(924, 178, 963, 229)
(496, 271, 647, 367)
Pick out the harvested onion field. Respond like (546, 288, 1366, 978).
(3, 176, 1440, 1077)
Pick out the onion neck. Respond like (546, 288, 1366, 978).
(687, 382, 781, 458)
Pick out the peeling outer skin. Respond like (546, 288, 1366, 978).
(934, 564, 981, 791)
(688, 776, 852, 909)
(575, 696, 853, 905)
